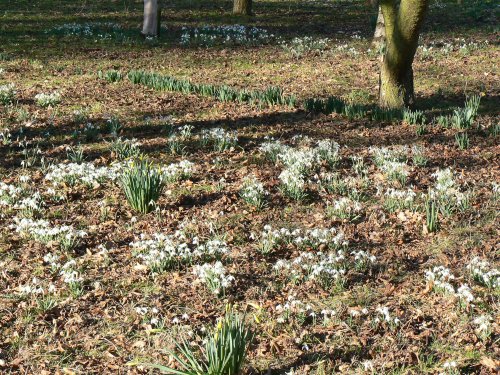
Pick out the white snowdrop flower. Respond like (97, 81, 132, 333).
(443, 360, 457, 368)
(473, 315, 492, 333)
(150, 318, 159, 326)
(467, 257, 499, 289)
(172, 317, 180, 324)
(0, 83, 16, 103)
(363, 360, 374, 371)
(135, 307, 148, 315)
(182, 313, 189, 320)
(192, 261, 234, 295)
(456, 284, 474, 303)
(19, 175, 31, 183)
(34, 91, 61, 107)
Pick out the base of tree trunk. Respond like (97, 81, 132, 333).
(142, 0, 160, 37)
(379, 64, 415, 109)
(233, 0, 252, 15)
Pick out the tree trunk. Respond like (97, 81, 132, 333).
(372, 6, 386, 48)
(378, 0, 429, 108)
(142, 0, 159, 37)
(233, 0, 252, 15)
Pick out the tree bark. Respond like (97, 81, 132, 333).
(379, 0, 429, 108)
(142, 0, 159, 37)
(233, 0, 252, 15)
(372, 6, 386, 48)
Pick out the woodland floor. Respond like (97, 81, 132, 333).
(0, 0, 499, 374)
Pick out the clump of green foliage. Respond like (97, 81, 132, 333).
(98, 69, 123, 82)
(142, 310, 252, 375)
(123, 69, 296, 107)
(121, 159, 164, 214)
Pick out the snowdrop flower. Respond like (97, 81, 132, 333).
(192, 261, 234, 295)
(443, 360, 457, 368)
(19, 175, 31, 183)
(467, 257, 499, 289)
(363, 361, 374, 371)
(135, 307, 148, 315)
(455, 284, 474, 303)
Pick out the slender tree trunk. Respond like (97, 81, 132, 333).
(233, 0, 252, 15)
(142, 0, 159, 37)
(379, 0, 429, 108)
(372, 6, 386, 48)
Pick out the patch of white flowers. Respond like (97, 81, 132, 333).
(274, 294, 334, 325)
(425, 266, 475, 306)
(0, 127, 12, 145)
(374, 306, 401, 327)
(240, 175, 268, 209)
(0, 83, 16, 104)
(46, 22, 124, 40)
(425, 266, 456, 294)
(259, 138, 288, 163)
(255, 225, 348, 254)
(278, 168, 307, 200)
(472, 315, 493, 341)
(59, 260, 83, 284)
(492, 182, 499, 200)
(262, 138, 341, 200)
(43, 252, 62, 271)
(160, 160, 194, 183)
(430, 168, 469, 214)
(34, 91, 61, 107)
(274, 250, 347, 289)
(381, 187, 416, 212)
(0, 179, 45, 217)
(419, 38, 489, 58)
(370, 146, 409, 167)
(13, 191, 44, 217)
(380, 161, 410, 185)
(130, 232, 228, 273)
(180, 25, 273, 47)
(11, 217, 86, 251)
(315, 139, 341, 167)
(327, 197, 362, 220)
(281, 36, 330, 58)
(274, 247, 375, 289)
(45, 162, 121, 187)
(59, 259, 84, 295)
(467, 257, 499, 289)
(334, 43, 359, 56)
(200, 128, 238, 151)
(192, 261, 234, 296)
(0, 182, 23, 208)
(18, 277, 56, 296)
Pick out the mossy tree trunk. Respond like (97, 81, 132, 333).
(142, 0, 160, 37)
(233, 0, 252, 15)
(379, 0, 429, 108)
